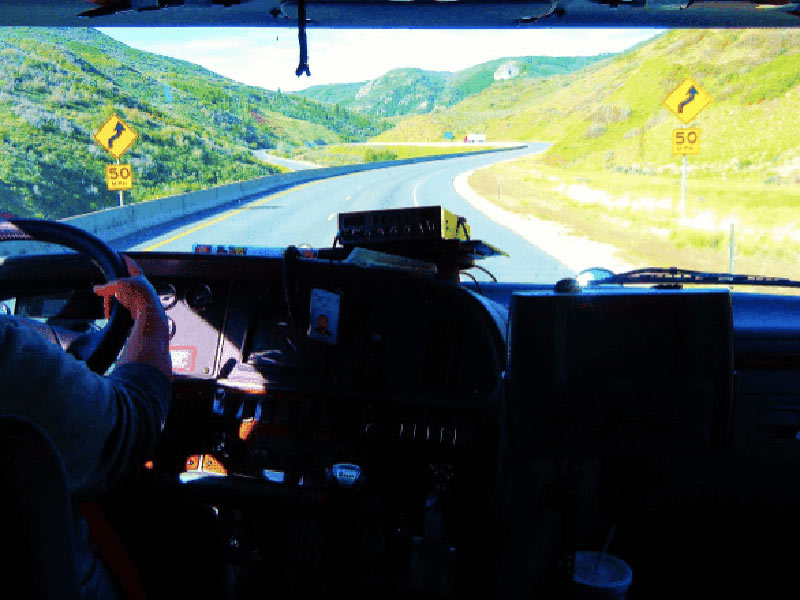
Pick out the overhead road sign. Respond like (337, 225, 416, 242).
(663, 77, 712, 125)
(94, 114, 138, 159)
(106, 164, 133, 191)
(672, 128, 701, 155)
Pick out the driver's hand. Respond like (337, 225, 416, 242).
(93, 256, 172, 379)
(92, 256, 166, 323)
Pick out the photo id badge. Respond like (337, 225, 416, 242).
(308, 288, 340, 345)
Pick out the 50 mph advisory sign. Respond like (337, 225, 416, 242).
(672, 128, 701, 155)
(105, 164, 133, 191)
(663, 76, 712, 220)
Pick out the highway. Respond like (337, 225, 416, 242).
(131, 144, 574, 283)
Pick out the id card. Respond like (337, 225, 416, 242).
(308, 289, 340, 345)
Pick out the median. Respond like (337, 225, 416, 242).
(285, 142, 516, 167)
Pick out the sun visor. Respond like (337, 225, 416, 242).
(5, 0, 800, 27)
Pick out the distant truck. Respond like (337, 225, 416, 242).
(464, 133, 486, 143)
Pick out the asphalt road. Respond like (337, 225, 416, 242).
(131, 144, 574, 283)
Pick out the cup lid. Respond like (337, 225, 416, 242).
(573, 551, 633, 589)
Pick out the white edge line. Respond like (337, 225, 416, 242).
(412, 181, 421, 207)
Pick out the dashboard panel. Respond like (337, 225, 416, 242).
(130, 251, 508, 596)
(6, 251, 800, 597)
(109, 254, 506, 526)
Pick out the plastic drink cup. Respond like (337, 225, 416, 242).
(572, 550, 632, 600)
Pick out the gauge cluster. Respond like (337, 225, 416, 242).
(150, 279, 227, 377)
(156, 282, 177, 310)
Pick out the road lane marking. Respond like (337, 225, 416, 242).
(143, 181, 317, 251)
(413, 175, 432, 207)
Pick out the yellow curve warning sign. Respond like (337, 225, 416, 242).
(94, 114, 138, 159)
(663, 77, 712, 125)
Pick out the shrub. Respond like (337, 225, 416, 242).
(364, 148, 398, 162)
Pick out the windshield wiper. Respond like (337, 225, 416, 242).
(589, 267, 800, 289)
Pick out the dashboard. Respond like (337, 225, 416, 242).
(141, 252, 506, 488)
(4, 250, 800, 597)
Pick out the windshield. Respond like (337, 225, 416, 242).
(1, 26, 798, 283)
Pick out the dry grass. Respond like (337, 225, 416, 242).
(469, 161, 800, 280)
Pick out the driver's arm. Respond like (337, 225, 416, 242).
(0, 258, 171, 501)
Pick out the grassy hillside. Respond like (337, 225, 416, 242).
(419, 29, 800, 278)
(293, 81, 363, 107)
(298, 68, 451, 117)
(379, 30, 800, 174)
(437, 55, 613, 107)
(0, 27, 388, 219)
(295, 56, 609, 118)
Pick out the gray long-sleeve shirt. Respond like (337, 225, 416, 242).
(0, 314, 171, 596)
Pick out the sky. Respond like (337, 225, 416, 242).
(99, 27, 664, 93)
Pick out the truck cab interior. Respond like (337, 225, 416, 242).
(3, 2, 800, 599)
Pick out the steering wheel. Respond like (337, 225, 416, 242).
(0, 219, 133, 374)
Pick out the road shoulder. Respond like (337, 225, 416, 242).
(452, 168, 634, 275)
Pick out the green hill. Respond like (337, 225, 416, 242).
(295, 55, 609, 118)
(294, 81, 368, 109)
(377, 30, 800, 177)
(437, 55, 614, 107)
(297, 68, 451, 117)
(0, 27, 388, 219)
(401, 29, 800, 278)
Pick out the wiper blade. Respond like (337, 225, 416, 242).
(589, 267, 800, 289)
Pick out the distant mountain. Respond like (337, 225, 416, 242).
(375, 29, 800, 175)
(295, 55, 611, 117)
(437, 55, 614, 107)
(293, 81, 364, 108)
(0, 27, 388, 219)
(298, 68, 450, 117)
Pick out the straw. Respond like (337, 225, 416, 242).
(595, 524, 617, 573)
